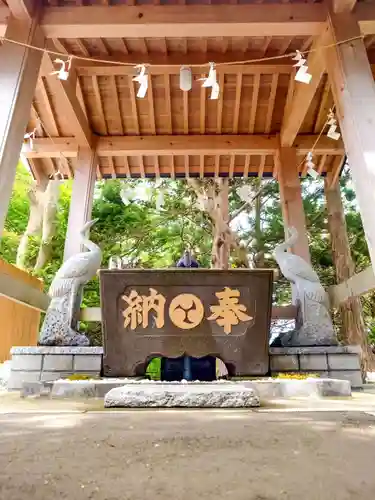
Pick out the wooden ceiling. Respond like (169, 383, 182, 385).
(11, 0, 374, 180)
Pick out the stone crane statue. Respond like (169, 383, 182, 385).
(272, 227, 337, 346)
(38, 219, 102, 346)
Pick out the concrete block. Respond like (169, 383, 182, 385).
(270, 354, 298, 372)
(74, 355, 102, 372)
(299, 354, 328, 371)
(8, 370, 41, 390)
(43, 354, 73, 371)
(51, 381, 97, 399)
(328, 370, 363, 388)
(328, 354, 361, 371)
(11, 354, 42, 371)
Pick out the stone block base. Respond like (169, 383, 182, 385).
(104, 382, 260, 408)
(8, 347, 103, 390)
(269, 346, 363, 388)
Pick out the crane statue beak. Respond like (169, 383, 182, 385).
(80, 219, 99, 236)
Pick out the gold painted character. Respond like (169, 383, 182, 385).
(122, 288, 166, 330)
(169, 293, 204, 330)
(208, 287, 253, 334)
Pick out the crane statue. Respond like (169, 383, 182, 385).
(272, 227, 337, 346)
(38, 219, 102, 346)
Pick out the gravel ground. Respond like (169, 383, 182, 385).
(0, 409, 375, 500)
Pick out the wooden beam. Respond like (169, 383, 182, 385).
(23, 137, 78, 158)
(277, 146, 311, 264)
(63, 147, 96, 261)
(329, 266, 375, 308)
(280, 31, 328, 147)
(332, 0, 356, 14)
(75, 61, 294, 78)
(325, 11, 375, 270)
(40, 4, 327, 39)
(6, 0, 36, 20)
(41, 54, 93, 147)
(97, 135, 277, 157)
(24, 134, 345, 158)
(0, 16, 44, 234)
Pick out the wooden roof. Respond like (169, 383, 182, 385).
(14, 0, 375, 180)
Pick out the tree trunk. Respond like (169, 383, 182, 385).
(324, 178, 373, 373)
(16, 181, 46, 269)
(34, 180, 60, 270)
(212, 178, 231, 269)
(253, 179, 265, 268)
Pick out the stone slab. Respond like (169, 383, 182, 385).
(100, 269, 273, 377)
(299, 354, 328, 371)
(328, 370, 363, 388)
(11, 346, 103, 355)
(327, 354, 361, 371)
(270, 354, 299, 372)
(270, 345, 361, 355)
(43, 354, 73, 371)
(104, 383, 260, 408)
(73, 355, 102, 372)
(8, 370, 41, 390)
(11, 354, 42, 371)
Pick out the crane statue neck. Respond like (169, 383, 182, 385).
(79, 219, 100, 253)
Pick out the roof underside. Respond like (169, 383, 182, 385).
(16, 0, 374, 180)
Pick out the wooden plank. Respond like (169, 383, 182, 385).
(216, 72, 224, 134)
(280, 31, 328, 147)
(317, 154, 327, 175)
(0, 266, 49, 312)
(229, 155, 235, 178)
(164, 74, 172, 135)
(25, 135, 345, 158)
(148, 75, 156, 135)
(40, 4, 327, 39)
(329, 266, 375, 308)
(0, 17, 44, 234)
(92, 76, 108, 135)
(249, 74, 260, 133)
(233, 73, 242, 134)
(128, 75, 140, 135)
(265, 74, 278, 133)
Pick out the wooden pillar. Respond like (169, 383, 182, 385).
(324, 178, 372, 369)
(277, 147, 311, 264)
(325, 11, 375, 271)
(63, 148, 97, 261)
(0, 16, 43, 234)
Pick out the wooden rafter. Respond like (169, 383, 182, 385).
(40, 5, 327, 39)
(41, 55, 93, 147)
(280, 31, 328, 147)
(75, 62, 294, 77)
(249, 74, 260, 134)
(26, 135, 345, 158)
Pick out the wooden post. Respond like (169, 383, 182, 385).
(324, 178, 373, 371)
(0, 16, 44, 234)
(277, 147, 311, 264)
(63, 148, 97, 261)
(325, 11, 375, 272)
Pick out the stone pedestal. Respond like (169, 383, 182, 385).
(269, 345, 363, 388)
(8, 346, 103, 390)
